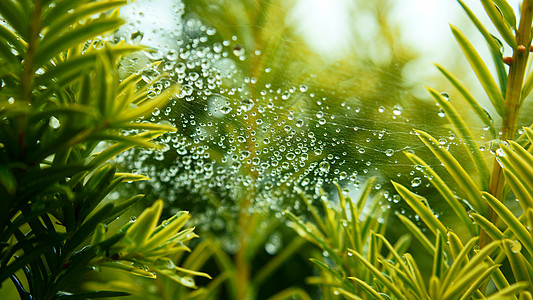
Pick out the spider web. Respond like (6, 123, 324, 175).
(112, 0, 528, 241)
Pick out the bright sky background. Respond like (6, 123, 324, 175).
(122, 0, 523, 89)
(291, 0, 524, 102)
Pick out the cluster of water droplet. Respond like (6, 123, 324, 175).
(113, 1, 466, 242)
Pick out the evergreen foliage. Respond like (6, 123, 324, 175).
(0, 1, 207, 298)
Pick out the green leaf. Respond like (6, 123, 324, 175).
(125, 200, 163, 247)
(480, 0, 517, 48)
(29, 105, 99, 123)
(102, 194, 144, 224)
(55, 290, 131, 299)
(459, 264, 502, 300)
(98, 261, 156, 278)
(441, 237, 479, 289)
(392, 181, 447, 237)
(426, 86, 490, 187)
(333, 288, 363, 300)
(487, 282, 530, 300)
(35, 17, 125, 68)
(469, 212, 506, 240)
(482, 192, 533, 256)
(404, 152, 476, 236)
(55, 291, 131, 300)
(447, 230, 464, 260)
(502, 240, 533, 287)
(429, 276, 440, 299)
(395, 213, 435, 255)
(492, 0, 517, 29)
(486, 256, 513, 292)
(356, 176, 376, 212)
(450, 25, 506, 116)
(444, 241, 501, 299)
(528, 209, 533, 244)
(374, 233, 410, 275)
(435, 64, 497, 138)
(285, 211, 341, 264)
(0, 41, 19, 64)
(403, 253, 428, 298)
(432, 232, 445, 279)
(0, 25, 26, 53)
(0, 243, 56, 283)
(19, 165, 88, 199)
(455, 0, 507, 94)
(520, 291, 533, 300)
(348, 277, 386, 300)
(93, 53, 116, 117)
(89, 133, 163, 150)
(0, 0, 28, 39)
(90, 223, 107, 245)
(509, 141, 533, 170)
(521, 69, 533, 101)
(115, 121, 178, 132)
(348, 250, 404, 299)
(503, 169, 533, 210)
(143, 211, 191, 251)
(115, 87, 178, 123)
(66, 203, 115, 252)
(308, 258, 348, 289)
(415, 130, 487, 215)
(42, 0, 87, 27)
(0, 164, 17, 195)
(45, 1, 127, 42)
(113, 173, 150, 182)
(88, 131, 166, 168)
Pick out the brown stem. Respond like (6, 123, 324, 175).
(481, 0, 533, 248)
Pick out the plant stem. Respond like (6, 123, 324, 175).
(21, 0, 42, 102)
(482, 0, 533, 248)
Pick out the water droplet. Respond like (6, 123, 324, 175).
(240, 98, 254, 111)
(129, 216, 137, 222)
(265, 233, 282, 255)
(510, 240, 522, 253)
(220, 106, 232, 114)
(233, 44, 245, 56)
(393, 105, 403, 115)
(318, 161, 330, 172)
(179, 276, 196, 288)
(483, 108, 493, 121)
(385, 149, 394, 156)
(440, 92, 450, 101)
(411, 177, 422, 187)
(49, 116, 60, 129)
(378, 106, 385, 113)
(295, 120, 304, 127)
(437, 109, 446, 117)
(166, 49, 178, 61)
(299, 84, 308, 92)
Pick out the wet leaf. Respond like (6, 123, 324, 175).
(450, 25, 506, 116)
